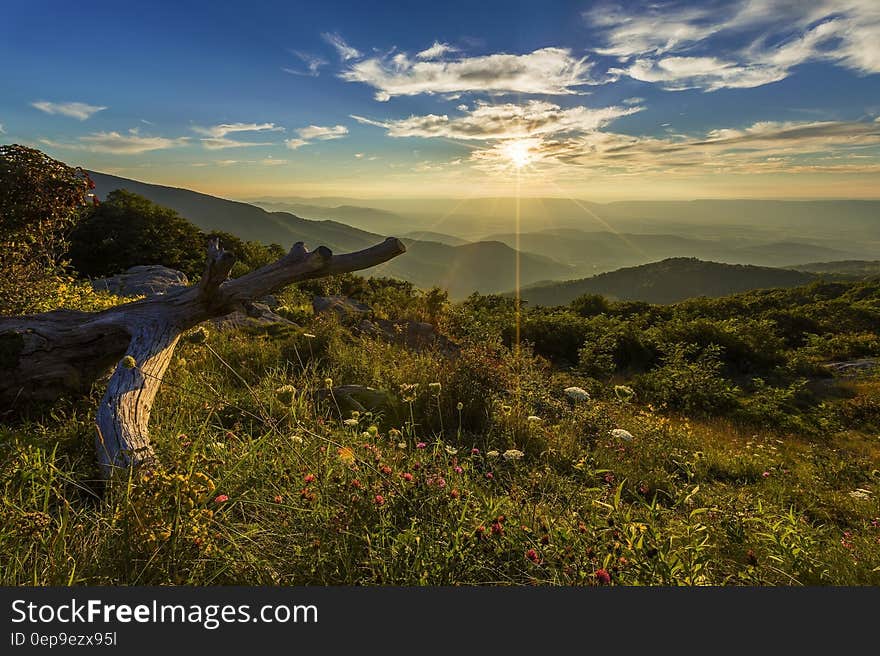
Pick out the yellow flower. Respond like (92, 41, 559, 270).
(337, 446, 356, 465)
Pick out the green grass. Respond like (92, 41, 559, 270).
(2, 312, 879, 586)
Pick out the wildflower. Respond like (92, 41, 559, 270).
(475, 525, 486, 537)
(762, 471, 771, 478)
(374, 494, 385, 506)
(485, 472, 494, 480)
(324, 377, 334, 388)
(471, 448, 480, 455)
(120, 355, 137, 369)
(450, 489, 460, 499)
(594, 568, 611, 585)
(389, 428, 402, 439)
(491, 520, 503, 535)
(381, 465, 392, 475)
(343, 418, 359, 428)
(337, 447, 356, 465)
(304, 474, 316, 483)
(351, 479, 362, 489)
(487, 450, 499, 458)
(291, 435, 304, 445)
(399, 383, 419, 402)
(273, 495, 283, 504)
(849, 489, 872, 500)
(429, 382, 442, 394)
(527, 415, 542, 423)
(502, 449, 525, 462)
(361, 431, 372, 439)
(435, 477, 447, 489)
(416, 442, 427, 449)
(213, 494, 229, 504)
(457, 402, 464, 411)
(526, 548, 540, 563)
(564, 386, 590, 402)
(610, 428, 634, 442)
(367, 425, 379, 437)
(351, 410, 360, 420)
(397, 442, 407, 450)
(445, 445, 458, 455)
(401, 472, 414, 482)
(454, 466, 463, 474)
(275, 385, 296, 405)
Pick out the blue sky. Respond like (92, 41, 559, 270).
(3, 0, 880, 199)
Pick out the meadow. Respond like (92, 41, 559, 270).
(2, 273, 879, 585)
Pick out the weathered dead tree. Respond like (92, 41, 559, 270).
(0, 237, 406, 476)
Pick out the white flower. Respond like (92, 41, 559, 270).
(397, 442, 407, 449)
(445, 446, 458, 455)
(849, 489, 872, 500)
(502, 449, 525, 461)
(291, 435, 304, 445)
(487, 450, 500, 458)
(610, 428, 634, 442)
(343, 418, 359, 427)
(564, 386, 590, 402)
(527, 415, 542, 423)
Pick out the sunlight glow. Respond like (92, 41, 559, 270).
(501, 139, 535, 169)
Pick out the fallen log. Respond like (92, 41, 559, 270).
(0, 237, 406, 476)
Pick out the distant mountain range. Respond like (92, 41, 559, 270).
(89, 172, 572, 298)
(516, 258, 817, 306)
(90, 172, 878, 302)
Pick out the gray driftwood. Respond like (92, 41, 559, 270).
(0, 237, 406, 476)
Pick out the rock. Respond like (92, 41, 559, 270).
(210, 303, 297, 331)
(315, 384, 400, 420)
(353, 318, 459, 354)
(312, 295, 372, 318)
(826, 358, 879, 376)
(91, 265, 188, 297)
(261, 295, 280, 309)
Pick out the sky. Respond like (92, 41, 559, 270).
(3, 0, 880, 200)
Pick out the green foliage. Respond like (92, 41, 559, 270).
(0, 145, 94, 314)
(69, 190, 206, 278)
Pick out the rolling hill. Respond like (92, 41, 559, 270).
(789, 260, 880, 278)
(516, 258, 817, 306)
(89, 172, 572, 298)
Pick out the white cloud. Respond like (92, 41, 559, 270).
(297, 124, 348, 140)
(352, 100, 640, 141)
(354, 152, 364, 158)
(586, 1, 880, 91)
(341, 47, 596, 101)
(0, 123, 4, 134)
(622, 97, 644, 105)
(285, 138, 309, 150)
(322, 32, 361, 61)
(284, 50, 327, 76)
(31, 101, 107, 120)
(416, 41, 458, 60)
(41, 131, 189, 154)
(191, 123, 282, 149)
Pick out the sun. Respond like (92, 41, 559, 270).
(500, 139, 535, 169)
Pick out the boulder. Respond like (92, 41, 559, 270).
(312, 295, 371, 318)
(92, 265, 188, 298)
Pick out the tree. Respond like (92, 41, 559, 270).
(69, 190, 206, 279)
(0, 145, 94, 313)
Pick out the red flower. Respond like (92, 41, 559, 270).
(401, 472, 414, 482)
(491, 522, 504, 536)
(381, 465, 392, 475)
(351, 479, 362, 489)
(374, 494, 385, 505)
(485, 472, 494, 480)
(471, 448, 480, 455)
(273, 494, 283, 504)
(454, 466, 463, 474)
(304, 473, 316, 483)
(213, 494, 229, 503)
(416, 442, 427, 449)
(594, 568, 611, 585)
(526, 548, 540, 563)
(450, 489, 460, 499)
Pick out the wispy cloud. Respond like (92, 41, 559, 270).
(352, 100, 640, 140)
(0, 123, 5, 134)
(340, 46, 597, 101)
(31, 101, 107, 120)
(284, 50, 327, 76)
(286, 124, 349, 149)
(322, 32, 361, 61)
(41, 131, 189, 154)
(586, 1, 880, 91)
(416, 41, 458, 60)
(191, 122, 282, 149)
